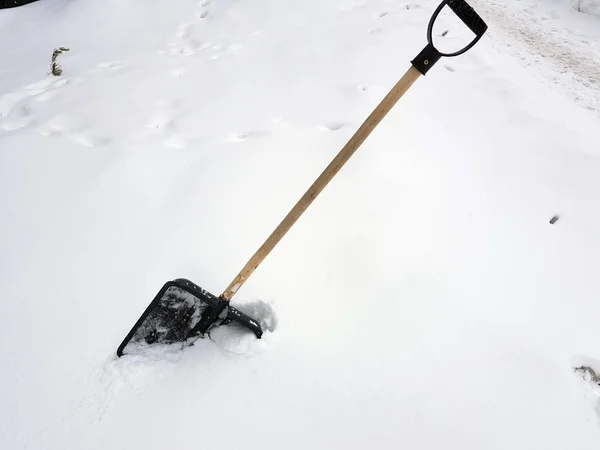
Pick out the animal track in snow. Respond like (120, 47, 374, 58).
(161, 0, 214, 57)
(34, 90, 60, 103)
(226, 130, 269, 143)
(322, 122, 346, 131)
(35, 114, 110, 147)
(1, 115, 31, 131)
(177, 24, 193, 39)
(37, 128, 111, 147)
(145, 107, 178, 131)
(37, 114, 84, 135)
(0, 92, 30, 118)
(340, 0, 367, 12)
(95, 61, 124, 70)
(0, 77, 69, 132)
(88, 61, 126, 76)
(164, 135, 188, 149)
(70, 133, 111, 148)
(132, 101, 192, 149)
(170, 67, 189, 77)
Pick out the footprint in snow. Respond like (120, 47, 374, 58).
(136, 101, 192, 148)
(24, 77, 63, 94)
(1, 115, 31, 131)
(227, 130, 269, 142)
(164, 37, 214, 57)
(37, 113, 84, 135)
(37, 128, 111, 148)
(96, 61, 122, 69)
(145, 111, 175, 131)
(161, 0, 212, 56)
(34, 90, 60, 103)
(0, 77, 71, 131)
(70, 133, 111, 148)
(164, 135, 188, 149)
(36, 114, 111, 147)
(323, 122, 346, 131)
(170, 67, 189, 77)
(0, 102, 32, 131)
(166, 45, 198, 57)
(90, 61, 126, 75)
(344, 0, 366, 11)
(176, 24, 193, 39)
(0, 77, 66, 117)
(0, 92, 30, 118)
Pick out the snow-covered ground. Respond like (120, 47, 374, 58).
(1, 0, 600, 448)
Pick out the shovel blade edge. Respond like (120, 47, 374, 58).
(116, 279, 220, 357)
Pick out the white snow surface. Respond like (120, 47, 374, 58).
(2, 0, 600, 448)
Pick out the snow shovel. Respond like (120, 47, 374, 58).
(116, 0, 487, 357)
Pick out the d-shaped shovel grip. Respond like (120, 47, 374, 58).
(411, 0, 488, 75)
(220, 0, 487, 302)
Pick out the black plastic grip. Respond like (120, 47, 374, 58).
(411, 0, 488, 75)
(447, 0, 488, 38)
(411, 43, 441, 75)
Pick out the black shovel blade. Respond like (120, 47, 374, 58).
(116, 278, 262, 357)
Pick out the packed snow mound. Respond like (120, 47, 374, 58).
(1, 0, 600, 449)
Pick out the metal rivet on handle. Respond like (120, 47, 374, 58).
(424, 60, 429, 65)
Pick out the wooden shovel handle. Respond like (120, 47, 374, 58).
(220, 65, 422, 301)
